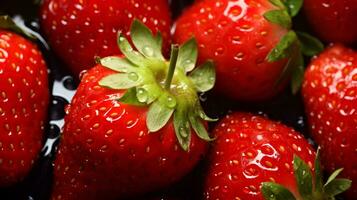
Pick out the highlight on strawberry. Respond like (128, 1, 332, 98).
(50, 19, 216, 199)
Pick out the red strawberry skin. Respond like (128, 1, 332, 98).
(40, 0, 171, 75)
(204, 113, 316, 200)
(0, 30, 49, 186)
(51, 64, 207, 200)
(303, 0, 357, 44)
(173, 0, 288, 101)
(302, 44, 357, 198)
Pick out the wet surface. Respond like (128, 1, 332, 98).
(0, 0, 344, 200)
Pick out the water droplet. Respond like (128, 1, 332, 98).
(78, 70, 88, 80)
(199, 93, 207, 102)
(166, 96, 176, 108)
(143, 46, 154, 57)
(128, 72, 139, 81)
(137, 88, 148, 102)
(179, 127, 188, 137)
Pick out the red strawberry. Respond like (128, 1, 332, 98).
(40, 0, 171, 75)
(204, 112, 351, 200)
(303, 0, 357, 44)
(51, 20, 215, 199)
(0, 16, 49, 186)
(302, 44, 357, 198)
(173, 0, 323, 101)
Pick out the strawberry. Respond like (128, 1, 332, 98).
(40, 0, 172, 75)
(303, 0, 357, 44)
(51, 20, 216, 199)
(173, 0, 323, 101)
(302, 44, 357, 198)
(204, 112, 351, 200)
(0, 16, 49, 186)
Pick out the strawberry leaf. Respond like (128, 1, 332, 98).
(189, 114, 214, 141)
(119, 88, 145, 106)
(189, 60, 215, 93)
(117, 32, 147, 66)
(147, 96, 175, 132)
(324, 179, 352, 196)
(100, 56, 137, 72)
(297, 32, 324, 57)
(325, 168, 344, 187)
(173, 106, 191, 151)
(261, 182, 296, 200)
(130, 20, 165, 60)
(293, 155, 313, 199)
(290, 53, 304, 94)
(267, 31, 298, 62)
(177, 38, 198, 73)
(0, 15, 36, 40)
(314, 148, 323, 193)
(268, 0, 285, 8)
(284, 0, 303, 17)
(99, 73, 140, 89)
(197, 107, 218, 122)
(264, 10, 292, 29)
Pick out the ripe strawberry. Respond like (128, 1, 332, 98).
(303, 0, 357, 44)
(0, 16, 49, 186)
(204, 112, 351, 200)
(173, 0, 323, 101)
(302, 44, 357, 198)
(51, 20, 216, 199)
(40, 0, 171, 75)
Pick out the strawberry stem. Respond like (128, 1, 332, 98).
(165, 44, 179, 90)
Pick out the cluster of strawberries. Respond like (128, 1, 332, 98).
(0, 0, 356, 199)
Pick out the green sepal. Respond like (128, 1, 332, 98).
(119, 88, 145, 106)
(146, 94, 175, 132)
(290, 52, 304, 94)
(189, 113, 214, 141)
(177, 38, 198, 73)
(314, 148, 323, 194)
(197, 107, 218, 122)
(264, 10, 292, 29)
(189, 60, 216, 93)
(117, 32, 147, 66)
(268, 0, 285, 8)
(130, 20, 165, 60)
(325, 168, 344, 187)
(267, 31, 298, 62)
(284, 0, 303, 17)
(293, 155, 313, 199)
(100, 56, 137, 72)
(99, 73, 141, 89)
(0, 15, 36, 40)
(324, 178, 352, 196)
(173, 106, 191, 151)
(261, 182, 296, 200)
(296, 32, 324, 57)
(155, 31, 163, 49)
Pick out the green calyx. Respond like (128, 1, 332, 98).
(0, 15, 36, 40)
(264, 0, 324, 94)
(261, 148, 352, 200)
(99, 19, 216, 151)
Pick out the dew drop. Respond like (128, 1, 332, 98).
(137, 88, 148, 102)
(199, 93, 207, 102)
(143, 46, 154, 57)
(179, 127, 188, 137)
(166, 96, 176, 108)
(128, 72, 139, 81)
(78, 70, 88, 80)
